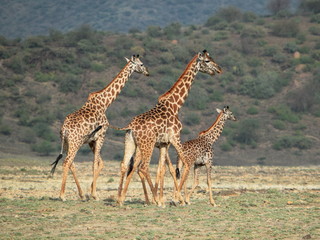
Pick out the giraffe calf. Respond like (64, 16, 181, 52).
(175, 106, 236, 206)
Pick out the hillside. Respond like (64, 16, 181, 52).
(0, 6, 320, 166)
(0, 0, 299, 39)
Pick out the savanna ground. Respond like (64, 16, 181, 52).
(0, 154, 319, 240)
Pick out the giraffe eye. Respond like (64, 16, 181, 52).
(205, 60, 210, 63)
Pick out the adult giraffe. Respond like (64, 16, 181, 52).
(50, 55, 149, 201)
(115, 50, 222, 206)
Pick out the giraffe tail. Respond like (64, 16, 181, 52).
(88, 125, 102, 138)
(49, 133, 66, 178)
(50, 153, 63, 177)
(127, 156, 134, 177)
(176, 168, 180, 179)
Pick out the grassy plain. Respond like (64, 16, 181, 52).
(0, 155, 319, 239)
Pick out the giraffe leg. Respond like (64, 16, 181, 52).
(206, 163, 216, 207)
(186, 165, 200, 205)
(170, 139, 188, 204)
(117, 131, 136, 205)
(165, 149, 180, 202)
(118, 149, 142, 206)
(154, 145, 167, 207)
(136, 145, 157, 205)
(59, 150, 78, 201)
(137, 168, 151, 205)
(70, 162, 85, 200)
(89, 135, 105, 200)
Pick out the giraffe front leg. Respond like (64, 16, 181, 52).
(185, 165, 200, 205)
(206, 163, 216, 207)
(70, 162, 85, 200)
(59, 151, 77, 201)
(89, 137, 105, 201)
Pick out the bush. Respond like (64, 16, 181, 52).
(268, 105, 300, 123)
(183, 112, 200, 126)
(247, 106, 259, 115)
(32, 140, 55, 156)
(242, 11, 257, 22)
(185, 86, 209, 110)
(309, 26, 320, 35)
(59, 74, 82, 93)
(232, 119, 260, 146)
(273, 135, 313, 150)
(284, 42, 298, 53)
(271, 20, 300, 37)
(272, 120, 286, 130)
(216, 6, 243, 23)
(0, 124, 11, 135)
(310, 13, 320, 23)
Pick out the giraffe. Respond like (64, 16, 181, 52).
(114, 50, 222, 206)
(50, 55, 149, 201)
(175, 106, 237, 206)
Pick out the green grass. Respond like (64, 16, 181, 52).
(0, 190, 319, 240)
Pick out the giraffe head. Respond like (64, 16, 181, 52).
(216, 106, 237, 121)
(197, 49, 222, 75)
(125, 55, 149, 76)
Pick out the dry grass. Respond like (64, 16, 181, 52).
(0, 155, 319, 239)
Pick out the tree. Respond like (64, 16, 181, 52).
(267, 0, 291, 15)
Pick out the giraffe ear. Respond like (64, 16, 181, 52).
(216, 108, 222, 113)
(125, 57, 130, 62)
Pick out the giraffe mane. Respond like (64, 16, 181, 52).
(198, 111, 224, 136)
(157, 54, 198, 102)
(91, 60, 131, 96)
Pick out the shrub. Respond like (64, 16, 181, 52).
(242, 11, 257, 22)
(284, 42, 298, 53)
(271, 20, 300, 37)
(146, 26, 162, 38)
(247, 106, 259, 115)
(32, 140, 55, 156)
(232, 119, 260, 146)
(163, 22, 181, 40)
(59, 74, 82, 93)
(309, 26, 320, 35)
(3, 56, 26, 74)
(220, 142, 232, 151)
(310, 13, 320, 23)
(34, 72, 57, 82)
(267, 0, 291, 15)
(208, 89, 224, 102)
(272, 120, 286, 130)
(183, 112, 200, 126)
(216, 6, 243, 23)
(268, 105, 300, 123)
(273, 135, 313, 150)
(185, 86, 208, 110)
(0, 124, 11, 135)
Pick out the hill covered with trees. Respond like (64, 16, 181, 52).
(0, 0, 299, 39)
(0, 3, 320, 166)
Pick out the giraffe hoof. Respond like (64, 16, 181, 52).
(92, 195, 99, 201)
(59, 196, 66, 202)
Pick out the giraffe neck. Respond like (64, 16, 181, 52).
(198, 112, 226, 145)
(157, 54, 199, 114)
(86, 61, 135, 112)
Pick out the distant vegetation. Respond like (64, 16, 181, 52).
(0, 1, 320, 165)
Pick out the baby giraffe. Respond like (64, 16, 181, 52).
(176, 106, 236, 206)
